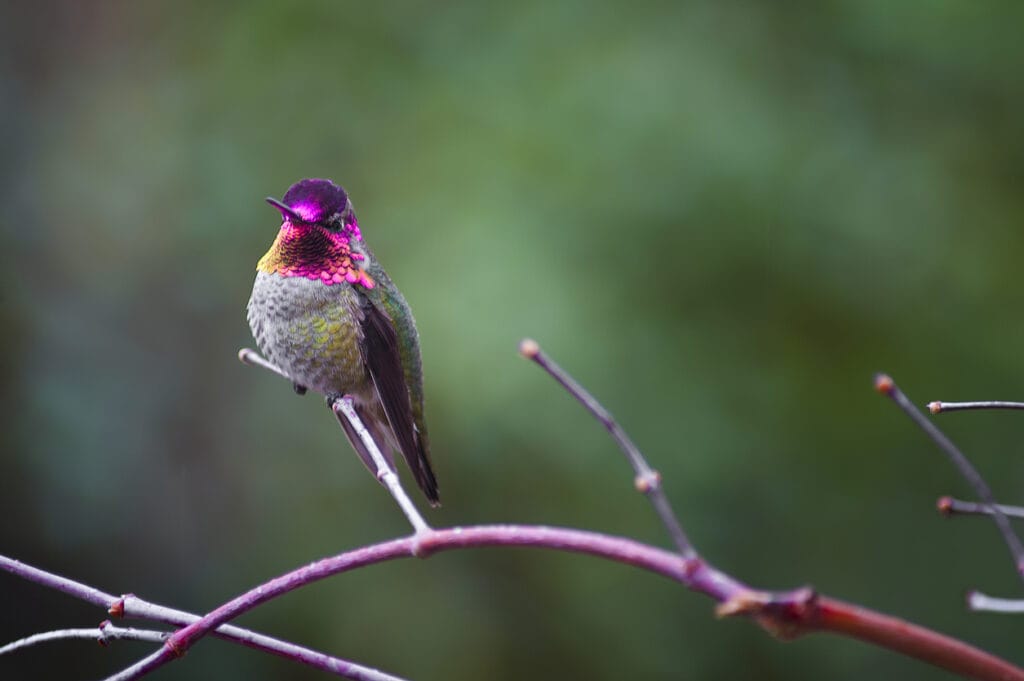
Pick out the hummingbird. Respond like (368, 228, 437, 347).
(246, 178, 439, 506)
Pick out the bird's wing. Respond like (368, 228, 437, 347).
(357, 287, 439, 506)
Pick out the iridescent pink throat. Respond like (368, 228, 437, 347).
(256, 219, 375, 289)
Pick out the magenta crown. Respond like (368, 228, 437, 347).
(266, 178, 349, 224)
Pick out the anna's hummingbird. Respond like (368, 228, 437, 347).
(246, 178, 439, 506)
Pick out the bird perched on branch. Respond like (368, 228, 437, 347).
(246, 178, 439, 506)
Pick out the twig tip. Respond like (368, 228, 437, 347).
(936, 496, 954, 516)
(518, 338, 541, 360)
(874, 373, 894, 395)
(928, 401, 943, 414)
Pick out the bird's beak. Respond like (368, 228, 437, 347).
(266, 197, 304, 223)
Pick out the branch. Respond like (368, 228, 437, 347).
(0, 554, 405, 681)
(968, 592, 1024, 614)
(9, 345, 1009, 679)
(938, 496, 1024, 520)
(929, 401, 1024, 414)
(0, 622, 167, 655)
(238, 347, 292, 382)
(239, 348, 431, 535)
(875, 374, 1024, 582)
(331, 396, 430, 535)
(811, 598, 1020, 677)
(107, 346, 1024, 681)
(104, 524, 1024, 681)
(518, 338, 694, 559)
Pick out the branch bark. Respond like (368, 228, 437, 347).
(104, 524, 1024, 681)
(0, 553, 405, 681)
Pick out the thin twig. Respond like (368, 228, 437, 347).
(102, 524, 1024, 681)
(0, 553, 403, 681)
(116, 597, 407, 680)
(0, 556, 117, 608)
(239, 348, 292, 382)
(518, 339, 695, 559)
(937, 496, 1024, 520)
(929, 401, 1024, 414)
(0, 623, 168, 655)
(331, 396, 431, 535)
(968, 591, 1024, 614)
(875, 374, 1024, 582)
(239, 347, 431, 536)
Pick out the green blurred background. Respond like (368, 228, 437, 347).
(3, 1, 1024, 679)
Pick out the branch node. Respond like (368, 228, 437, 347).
(108, 595, 130, 618)
(634, 470, 662, 493)
(716, 589, 770, 618)
(166, 636, 188, 659)
(716, 586, 818, 640)
(410, 531, 438, 559)
(681, 556, 703, 579)
(97, 620, 111, 647)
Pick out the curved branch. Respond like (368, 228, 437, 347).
(0, 553, 403, 680)
(106, 524, 1024, 681)
(0, 624, 167, 655)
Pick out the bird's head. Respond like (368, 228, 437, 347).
(257, 178, 373, 288)
(266, 178, 360, 238)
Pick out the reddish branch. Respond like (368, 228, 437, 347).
(7, 344, 1024, 680)
(812, 598, 1023, 679)
(104, 525, 1024, 681)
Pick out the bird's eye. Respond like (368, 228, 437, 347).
(323, 214, 346, 232)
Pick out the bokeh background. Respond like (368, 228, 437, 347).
(3, 2, 1024, 679)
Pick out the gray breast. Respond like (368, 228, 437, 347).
(247, 272, 368, 396)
